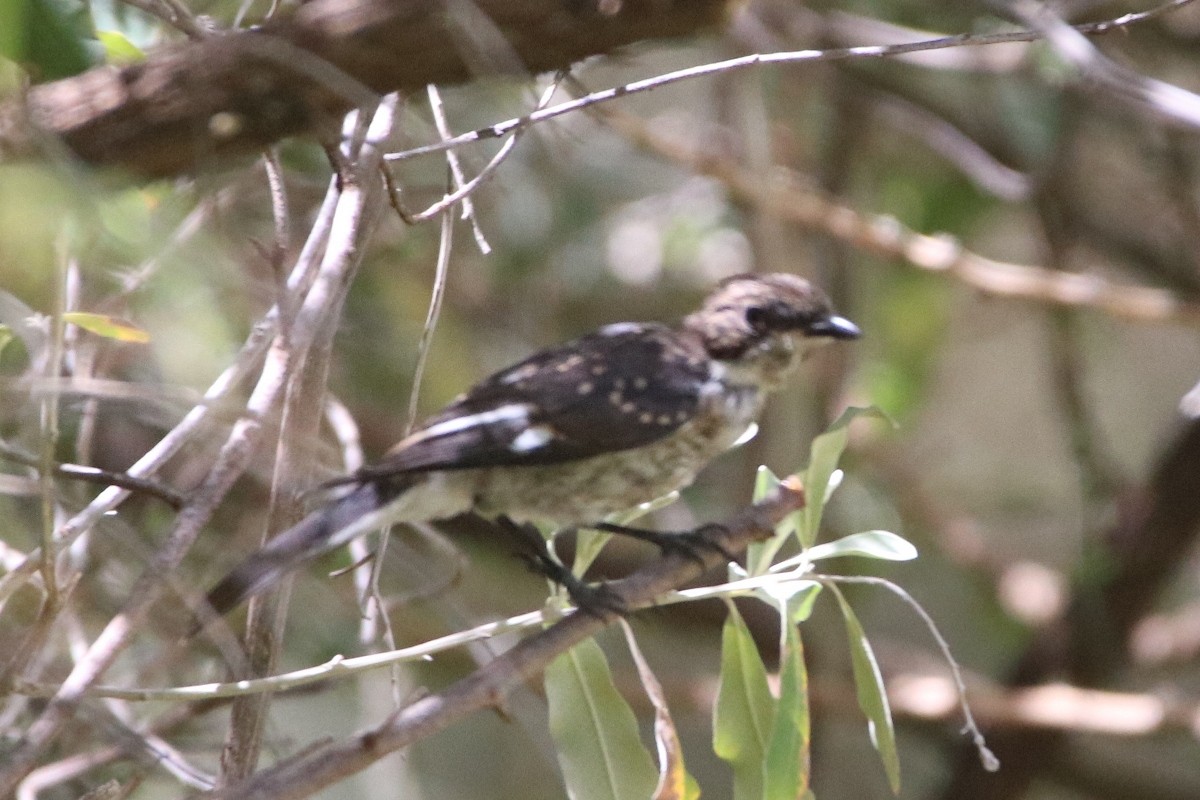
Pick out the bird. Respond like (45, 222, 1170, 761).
(198, 272, 859, 622)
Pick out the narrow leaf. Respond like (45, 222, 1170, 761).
(804, 531, 918, 563)
(764, 621, 811, 800)
(546, 638, 658, 800)
(746, 465, 798, 576)
(797, 406, 889, 548)
(620, 621, 700, 800)
(96, 30, 144, 63)
(832, 586, 901, 793)
(63, 312, 150, 343)
(713, 603, 775, 800)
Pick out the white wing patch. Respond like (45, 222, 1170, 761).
(403, 403, 532, 446)
(509, 424, 555, 453)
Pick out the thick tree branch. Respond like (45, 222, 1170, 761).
(202, 477, 805, 800)
(0, 0, 732, 177)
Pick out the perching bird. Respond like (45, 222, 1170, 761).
(200, 273, 859, 620)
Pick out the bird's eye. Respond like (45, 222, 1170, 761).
(745, 306, 769, 330)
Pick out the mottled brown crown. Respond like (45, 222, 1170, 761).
(683, 273, 859, 360)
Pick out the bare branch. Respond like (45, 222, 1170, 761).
(598, 106, 1200, 327)
(205, 478, 806, 800)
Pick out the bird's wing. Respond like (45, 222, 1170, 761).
(357, 323, 711, 476)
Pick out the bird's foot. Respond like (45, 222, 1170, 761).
(518, 548, 626, 618)
(591, 522, 738, 566)
(497, 516, 625, 618)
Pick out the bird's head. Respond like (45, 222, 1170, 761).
(683, 272, 860, 386)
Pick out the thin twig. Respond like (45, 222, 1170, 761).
(821, 574, 999, 772)
(1002, 0, 1200, 130)
(408, 73, 564, 229)
(262, 149, 292, 293)
(426, 85, 491, 253)
(0, 93, 398, 800)
(0, 441, 185, 508)
(597, 105, 1200, 327)
(385, 1, 1198, 166)
(199, 478, 806, 799)
(404, 192, 454, 433)
(220, 97, 401, 783)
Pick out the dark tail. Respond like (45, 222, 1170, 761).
(196, 480, 404, 628)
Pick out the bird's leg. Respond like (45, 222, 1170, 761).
(590, 522, 738, 566)
(495, 517, 625, 617)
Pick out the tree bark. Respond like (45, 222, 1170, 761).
(0, 0, 732, 178)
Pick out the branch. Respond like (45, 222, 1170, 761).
(0, 0, 731, 177)
(0, 439, 185, 508)
(938, 417, 1200, 799)
(203, 478, 805, 800)
(0, 99, 396, 799)
(595, 105, 1200, 327)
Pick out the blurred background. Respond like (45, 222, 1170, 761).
(2, 0, 1200, 797)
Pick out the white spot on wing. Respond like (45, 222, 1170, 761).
(499, 364, 538, 385)
(510, 425, 555, 453)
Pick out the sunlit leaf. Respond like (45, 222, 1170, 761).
(764, 620, 810, 800)
(546, 638, 658, 800)
(620, 621, 700, 800)
(803, 530, 917, 563)
(63, 312, 150, 343)
(832, 586, 901, 793)
(96, 30, 143, 64)
(713, 603, 774, 800)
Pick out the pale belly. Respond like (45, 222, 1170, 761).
(469, 388, 763, 525)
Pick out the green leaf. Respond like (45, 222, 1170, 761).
(746, 466, 787, 576)
(803, 531, 917, 563)
(0, 325, 13, 357)
(797, 406, 889, 548)
(62, 312, 151, 343)
(713, 603, 775, 800)
(96, 30, 143, 64)
(832, 586, 901, 793)
(764, 621, 810, 800)
(546, 637, 658, 800)
(0, 0, 95, 80)
(783, 582, 822, 624)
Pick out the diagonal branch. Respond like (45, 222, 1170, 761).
(203, 477, 805, 800)
(0, 0, 731, 177)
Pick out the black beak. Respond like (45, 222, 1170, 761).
(805, 314, 861, 340)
